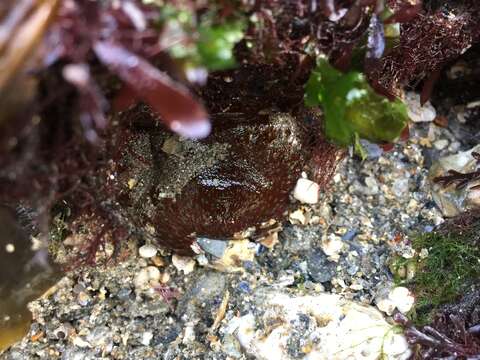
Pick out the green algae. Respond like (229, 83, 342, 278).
(399, 220, 480, 325)
(305, 58, 408, 148)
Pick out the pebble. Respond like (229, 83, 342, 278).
(237, 281, 251, 294)
(5, 243, 15, 253)
(307, 249, 337, 283)
(365, 176, 379, 193)
(160, 272, 170, 284)
(406, 92, 436, 123)
(134, 266, 161, 290)
(376, 286, 415, 315)
(196, 237, 227, 258)
(209, 240, 256, 272)
(146, 266, 160, 282)
(77, 292, 91, 306)
(433, 139, 449, 150)
(320, 233, 344, 261)
(138, 244, 158, 258)
(288, 209, 307, 225)
(141, 331, 153, 346)
(359, 139, 383, 159)
(259, 232, 278, 249)
(429, 144, 480, 217)
(293, 178, 319, 204)
(172, 255, 196, 274)
(151, 255, 166, 267)
(392, 178, 409, 198)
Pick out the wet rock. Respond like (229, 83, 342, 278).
(196, 238, 227, 258)
(307, 249, 336, 283)
(176, 271, 227, 323)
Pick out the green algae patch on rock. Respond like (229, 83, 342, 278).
(305, 58, 409, 147)
(405, 213, 480, 326)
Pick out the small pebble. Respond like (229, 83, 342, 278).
(238, 281, 251, 294)
(172, 255, 196, 274)
(160, 272, 170, 284)
(146, 266, 160, 283)
(134, 268, 150, 289)
(433, 139, 448, 150)
(196, 238, 227, 258)
(406, 92, 436, 123)
(293, 178, 319, 204)
(377, 286, 414, 315)
(77, 292, 90, 306)
(138, 244, 158, 258)
(196, 254, 209, 266)
(151, 255, 166, 267)
(392, 178, 409, 198)
(321, 234, 344, 261)
(389, 287, 415, 313)
(289, 209, 307, 225)
(141, 331, 153, 346)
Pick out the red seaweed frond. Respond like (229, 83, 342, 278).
(434, 152, 480, 189)
(367, 0, 480, 99)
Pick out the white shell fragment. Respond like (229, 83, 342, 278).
(293, 178, 320, 204)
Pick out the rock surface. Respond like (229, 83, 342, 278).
(231, 288, 411, 360)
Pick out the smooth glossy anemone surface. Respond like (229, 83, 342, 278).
(116, 112, 309, 254)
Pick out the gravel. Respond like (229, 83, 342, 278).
(1, 111, 469, 359)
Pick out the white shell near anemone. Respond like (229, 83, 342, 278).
(293, 178, 320, 204)
(138, 244, 158, 258)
